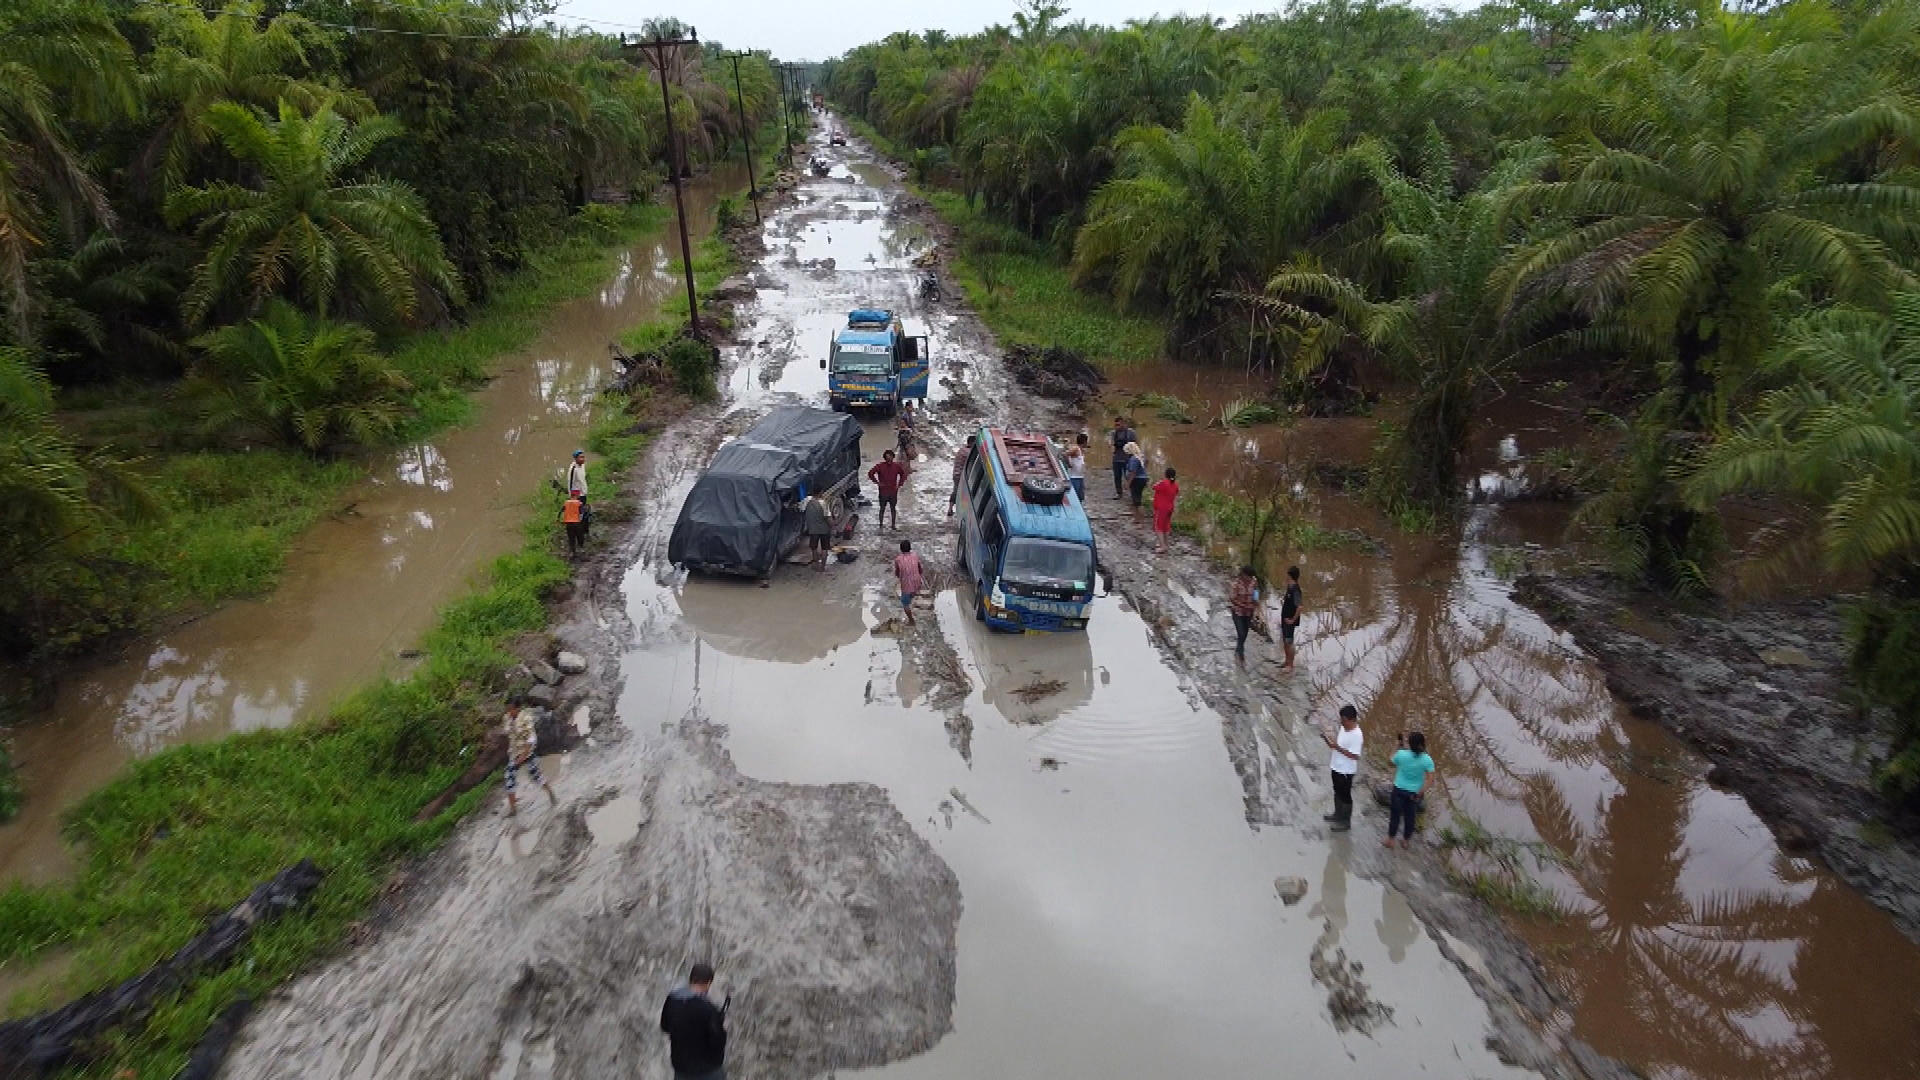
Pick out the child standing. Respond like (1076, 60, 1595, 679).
(503, 694, 558, 815)
(894, 539, 925, 626)
(1151, 467, 1179, 554)
(1385, 731, 1435, 849)
(560, 492, 588, 556)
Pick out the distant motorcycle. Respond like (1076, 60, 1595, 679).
(919, 271, 940, 301)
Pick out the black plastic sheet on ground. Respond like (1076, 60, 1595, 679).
(0, 860, 323, 1079)
(668, 406, 862, 577)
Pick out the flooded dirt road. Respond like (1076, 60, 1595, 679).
(222, 130, 1549, 1078)
(1102, 373, 1920, 1079)
(0, 166, 746, 889)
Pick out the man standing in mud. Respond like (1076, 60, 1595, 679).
(1109, 415, 1137, 498)
(660, 963, 728, 1080)
(1320, 705, 1362, 831)
(868, 448, 909, 531)
(1280, 565, 1303, 673)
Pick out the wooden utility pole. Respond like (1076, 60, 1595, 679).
(721, 52, 761, 225)
(623, 31, 704, 339)
(776, 63, 796, 165)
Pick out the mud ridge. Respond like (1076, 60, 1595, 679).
(1515, 572, 1920, 941)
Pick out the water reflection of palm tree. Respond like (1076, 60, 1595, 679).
(1547, 765, 1823, 1078)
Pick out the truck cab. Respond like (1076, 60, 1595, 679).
(822, 308, 929, 415)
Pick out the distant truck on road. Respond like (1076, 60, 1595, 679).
(821, 308, 928, 416)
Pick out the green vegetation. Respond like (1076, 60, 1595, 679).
(1440, 813, 1571, 920)
(926, 191, 1162, 365)
(0, 487, 579, 1067)
(828, 0, 1920, 805)
(1175, 483, 1355, 568)
(0, 0, 795, 684)
(1129, 391, 1193, 424)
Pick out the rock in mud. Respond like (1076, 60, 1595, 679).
(525, 681, 558, 709)
(530, 660, 564, 686)
(555, 650, 588, 675)
(1273, 876, 1309, 905)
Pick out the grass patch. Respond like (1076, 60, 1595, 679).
(114, 452, 361, 611)
(924, 191, 1161, 368)
(1129, 391, 1193, 424)
(1438, 813, 1571, 921)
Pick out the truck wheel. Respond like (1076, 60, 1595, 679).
(974, 590, 986, 622)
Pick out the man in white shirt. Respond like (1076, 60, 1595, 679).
(566, 450, 588, 497)
(1319, 705, 1363, 832)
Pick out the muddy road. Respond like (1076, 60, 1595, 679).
(221, 131, 1553, 1078)
(0, 165, 747, 890)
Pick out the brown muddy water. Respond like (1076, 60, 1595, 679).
(1106, 372, 1920, 1079)
(0, 165, 747, 890)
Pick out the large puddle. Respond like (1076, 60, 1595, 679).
(1104, 370, 1920, 1079)
(0, 164, 747, 888)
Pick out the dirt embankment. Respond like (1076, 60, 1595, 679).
(1515, 573, 1920, 941)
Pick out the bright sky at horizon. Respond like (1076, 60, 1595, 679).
(548, 0, 1463, 64)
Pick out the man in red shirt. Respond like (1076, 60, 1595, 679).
(867, 449, 910, 531)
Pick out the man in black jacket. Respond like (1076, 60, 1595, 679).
(660, 963, 728, 1080)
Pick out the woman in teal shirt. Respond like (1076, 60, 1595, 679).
(1385, 731, 1435, 849)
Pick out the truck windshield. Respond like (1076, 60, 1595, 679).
(1002, 538, 1093, 592)
(833, 343, 892, 374)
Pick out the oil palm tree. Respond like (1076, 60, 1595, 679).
(0, 0, 135, 342)
(1503, 4, 1920, 586)
(166, 102, 462, 327)
(1251, 136, 1554, 506)
(1686, 296, 1920, 581)
(189, 300, 410, 452)
(137, 3, 366, 190)
(1073, 98, 1369, 349)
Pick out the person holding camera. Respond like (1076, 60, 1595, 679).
(660, 963, 729, 1080)
(1386, 731, 1436, 849)
(1319, 705, 1363, 831)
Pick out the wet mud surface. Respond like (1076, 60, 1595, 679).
(221, 128, 1551, 1079)
(0, 165, 746, 888)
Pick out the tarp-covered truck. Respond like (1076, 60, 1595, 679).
(667, 406, 864, 578)
(821, 308, 928, 415)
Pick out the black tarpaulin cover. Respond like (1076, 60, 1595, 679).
(667, 406, 862, 576)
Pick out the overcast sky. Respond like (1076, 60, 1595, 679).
(548, 0, 1457, 64)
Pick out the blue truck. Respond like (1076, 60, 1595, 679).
(821, 308, 929, 415)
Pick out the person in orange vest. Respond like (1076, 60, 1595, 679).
(560, 492, 588, 557)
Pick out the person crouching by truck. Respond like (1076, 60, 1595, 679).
(559, 491, 588, 557)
